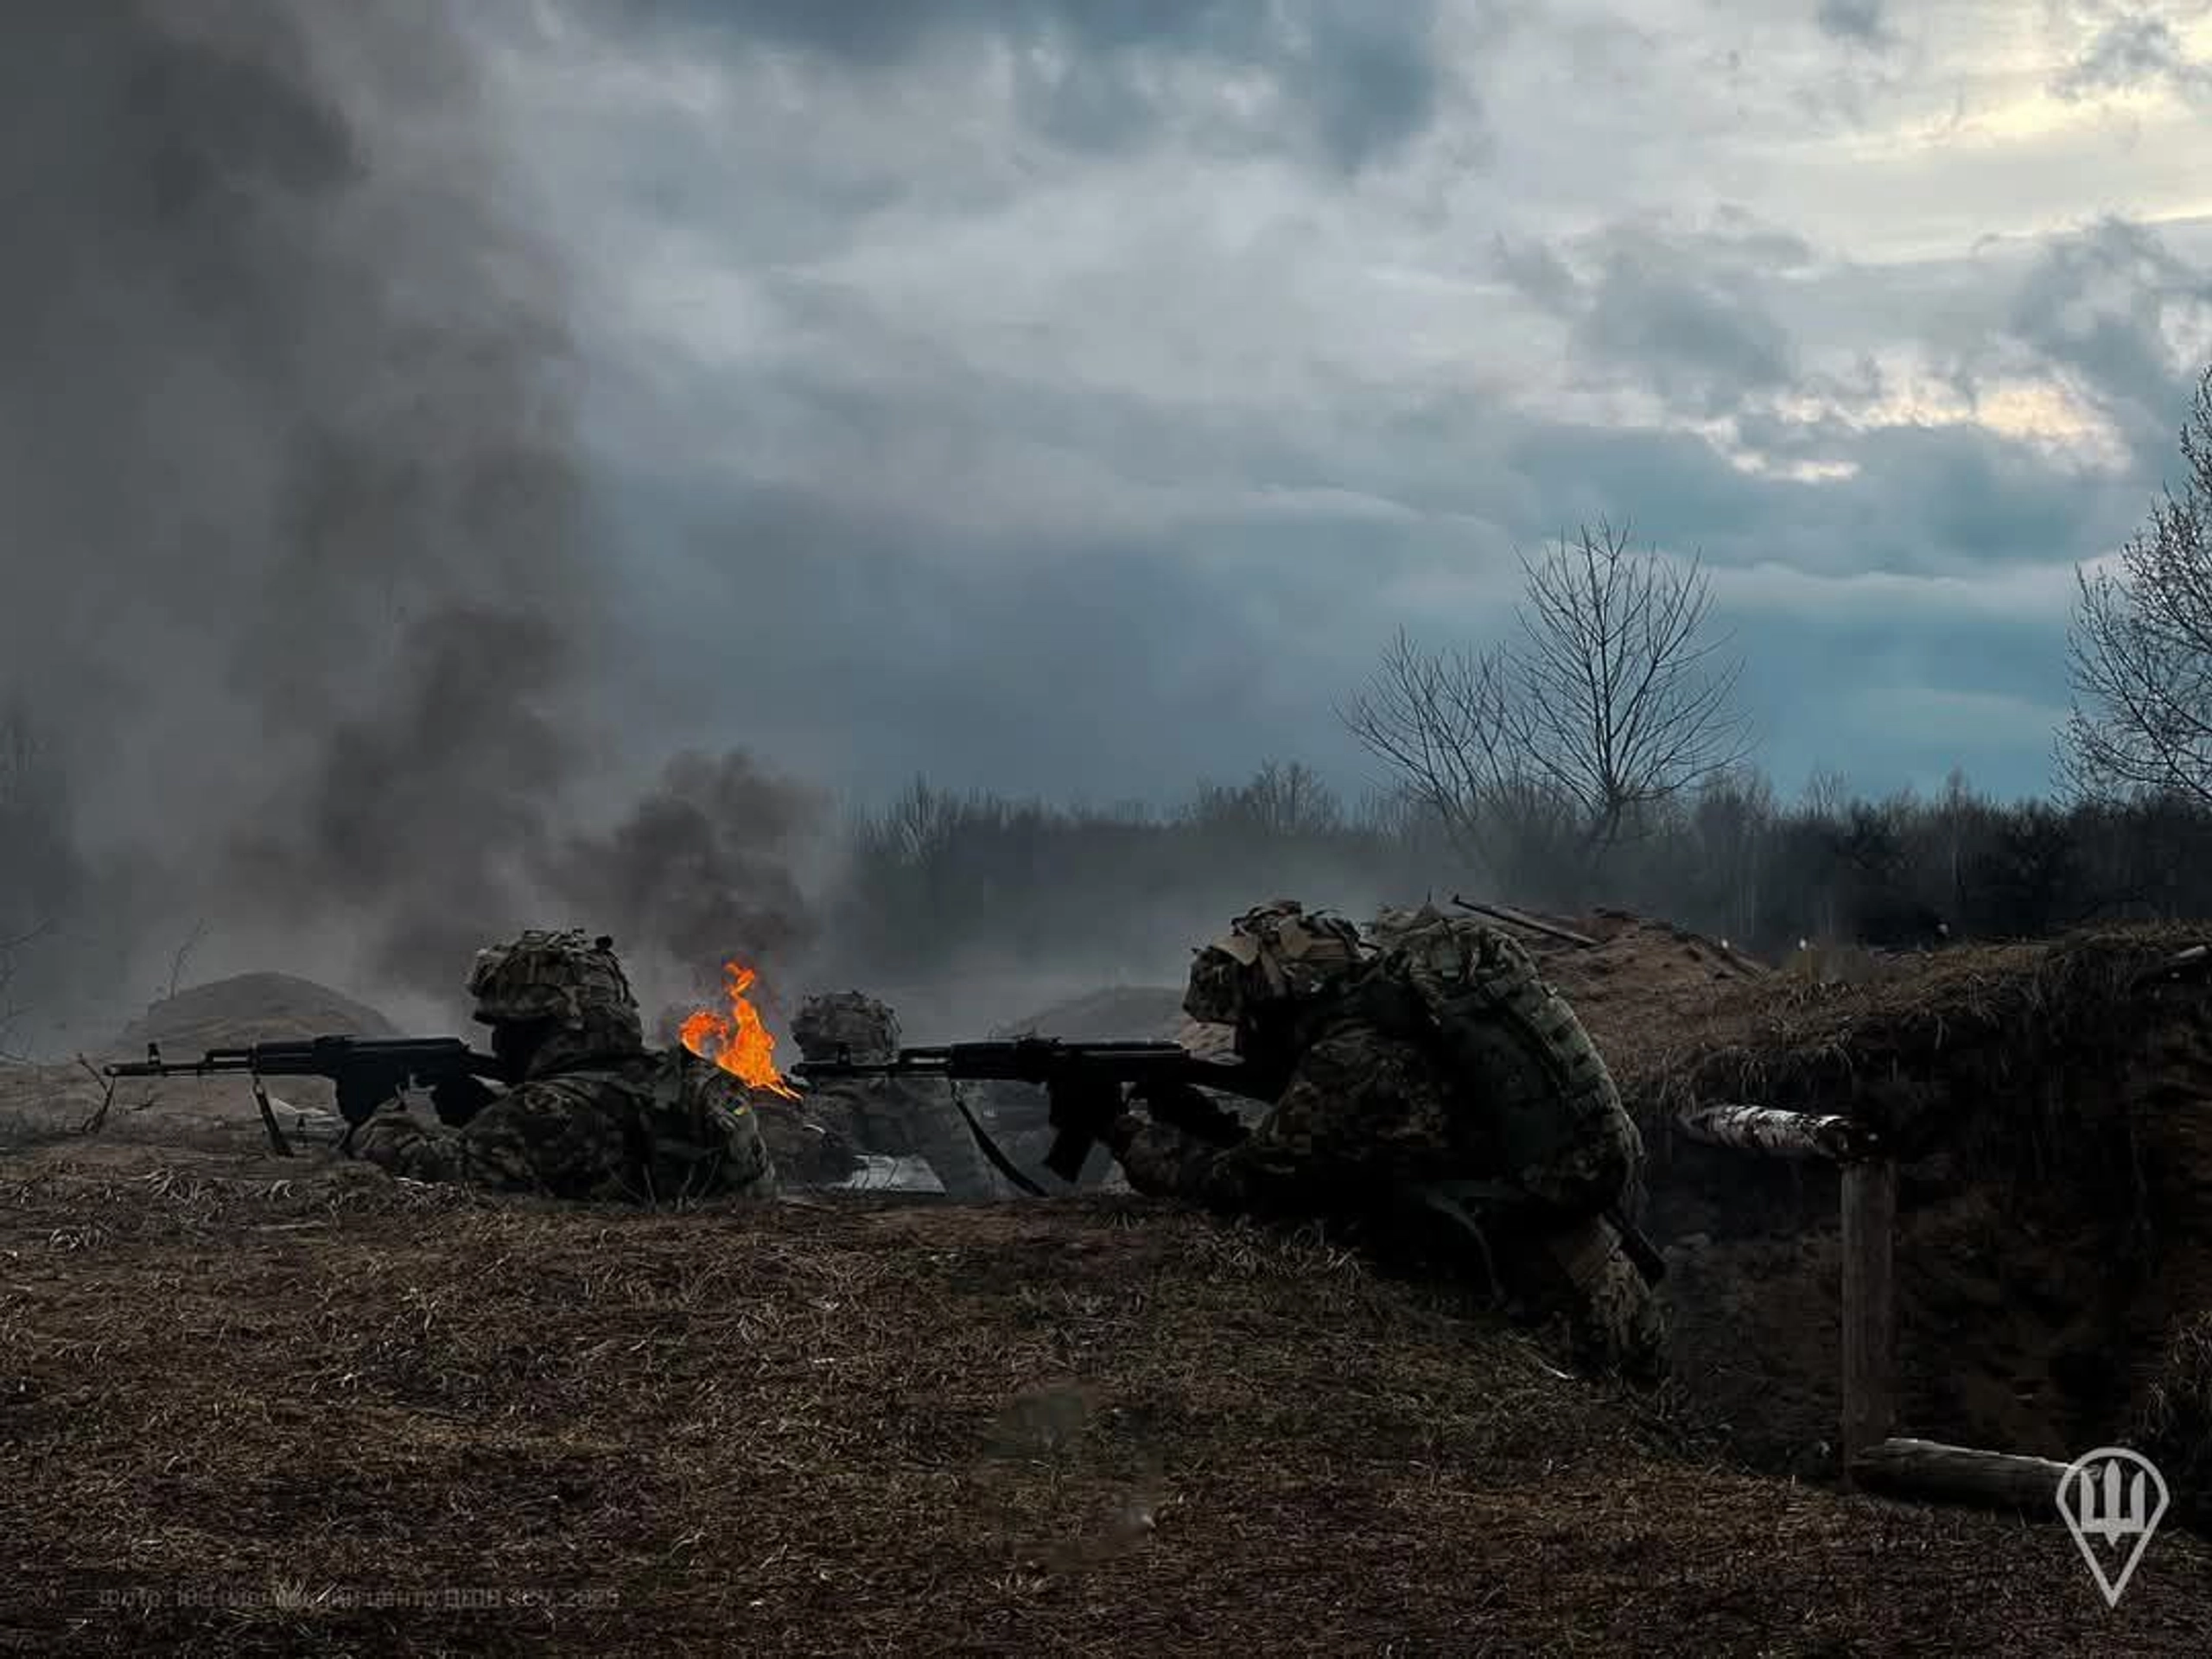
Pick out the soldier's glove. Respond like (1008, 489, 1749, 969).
(1098, 1109, 1147, 1158)
(430, 1073, 500, 1128)
(1129, 1079, 1249, 1147)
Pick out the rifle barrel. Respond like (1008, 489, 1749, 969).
(101, 1037, 496, 1080)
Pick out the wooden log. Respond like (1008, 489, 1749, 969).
(1840, 1160, 1897, 1477)
(2132, 943, 2212, 988)
(1447, 895, 1599, 949)
(1850, 1438, 2074, 1517)
(1672, 1103, 1881, 1163)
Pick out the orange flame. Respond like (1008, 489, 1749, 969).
(679, 961, 799, 1100)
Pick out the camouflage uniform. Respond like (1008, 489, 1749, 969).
(353, 931, 776, 1204)
(1106, 901, 1664, 1382)
(790, 991, 1002, 1198)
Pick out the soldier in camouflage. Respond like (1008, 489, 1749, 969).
(790, 991, 1003, 1198)
(352, 930, 777, 1204)
(1102, 900, 1664, 1382)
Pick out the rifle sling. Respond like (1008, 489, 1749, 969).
(942, 1084, 1049, 1198)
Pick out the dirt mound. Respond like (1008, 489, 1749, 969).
(0, 972, 407, 1154)
(96, 972, 405, 1123)
(1523, 909, 1770, 1069)
(115, 972, 403, 1054)
(2, 1162, 2206, 1654)
(1541, 914, 2212, 1489)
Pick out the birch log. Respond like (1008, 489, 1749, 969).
(1850, 1439, 2074, 1517)
(1671, 1104, 1881, 1163)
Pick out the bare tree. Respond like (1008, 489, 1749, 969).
(1340, 521, 1750, 882)
(2062, 366, 2212, 804)
(1801, 766, 1852, 819)
(163, 918, 211, 1003)
(1185, 760, 1345, 837)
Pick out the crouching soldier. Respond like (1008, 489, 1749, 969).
(1102, 901, 1665, 1382)
(353, 929, 776, 1204)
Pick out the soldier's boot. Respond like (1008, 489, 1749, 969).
(1541, 1216, 1668, 1385)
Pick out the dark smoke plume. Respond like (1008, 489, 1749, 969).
(534, 749, 825, 990)
(0, 2, 816, 1032)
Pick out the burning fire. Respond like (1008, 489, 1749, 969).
(680, 961, 799, 1100)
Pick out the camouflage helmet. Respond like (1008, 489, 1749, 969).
(466, 929, 644, 1052)
(1182, 899, 1366, 1025)
(791, 990, 900, 1064)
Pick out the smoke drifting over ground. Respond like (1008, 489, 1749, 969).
(0, 2, 819, 1036)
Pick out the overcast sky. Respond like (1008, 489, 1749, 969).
(468, 0, 2212, 810)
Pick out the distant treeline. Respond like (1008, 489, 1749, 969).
(825, 760, 2212, 981)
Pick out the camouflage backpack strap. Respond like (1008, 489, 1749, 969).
(1374, 915, 1640, 1217)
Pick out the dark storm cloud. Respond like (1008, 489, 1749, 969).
(2050, 11, 2212, 105)
(589, 190, 2192, 643)
(621, 0, 1453, 171)
(605, 480, 1300, 801)
(1576, 257, 1799, 406)
(1489, 233, 1580, 309)
(477, 0, 2212, 828)
(1492, 219, 1809, 415)
(1735, 613, 2069, 800)
(1814, 0, 1896, 48)
(590, 261, 2164, 812)
(1498, 408, 2148, 582)
(1999, 218, 2212, 461)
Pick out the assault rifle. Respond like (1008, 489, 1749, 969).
(794, 1034, 1667, 1282)
(103, 1035, 502, 1157)
(791, 1037, 1270, 1191)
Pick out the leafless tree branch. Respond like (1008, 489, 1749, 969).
(164, 918, 210, 1003)
(1339, 520, 1751, 882)
(2061, 368, 2212, 805)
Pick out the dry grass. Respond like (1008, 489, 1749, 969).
(1534, 919, 2212, 1476)
(2139, 1313, 2212, 1523)
(1551, 923, 2209, 1131)
(2, 1151, 2208, 1656)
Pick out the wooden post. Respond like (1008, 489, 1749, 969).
(1840, 1158, 1897, 1482)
